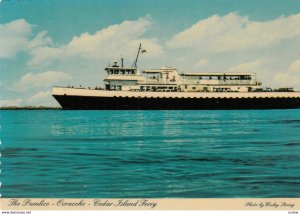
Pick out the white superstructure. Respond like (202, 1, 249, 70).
(104, 62, 265, 93)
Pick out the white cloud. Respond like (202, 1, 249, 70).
(11, 71, 71, 92)
(0, 19, 30, 58)
(0, 99, 23, 107)
(274, 72, 300, 88)
(28, 31, 52, 49)
(27, 90, 51, 103)
(229, 59, 268, 72)
(288, 59, 300, 73)
(167, 13, 300, 53)
(0, 19, 52, 58)
(26, 90, 53, 105)
(194, 58, 208, 68)
(25, 90, 59, 106)
(28, 17, 164, 66)
(274, 59, 300, 88)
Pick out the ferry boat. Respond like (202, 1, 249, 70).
(52, 44, 300, 110)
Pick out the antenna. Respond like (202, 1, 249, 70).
(132, 43, 142, 68)
(119, 55, 124, 68)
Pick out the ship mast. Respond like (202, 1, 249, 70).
(132, 43, 142, 68)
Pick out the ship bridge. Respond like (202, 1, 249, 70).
(104, 61, 143, 91)
(105, 60, 138, 75)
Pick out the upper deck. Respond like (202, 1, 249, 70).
(180, 72, 259, 86)
(103, 61, 265, 92)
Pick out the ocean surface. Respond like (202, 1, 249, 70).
(1, 110, 300, 198)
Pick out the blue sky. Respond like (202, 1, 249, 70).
(1, 0, 300, 106)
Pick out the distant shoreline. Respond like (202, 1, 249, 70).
(0, 106, 62, 110)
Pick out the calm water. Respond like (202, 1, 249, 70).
(1, 110, 300, 198)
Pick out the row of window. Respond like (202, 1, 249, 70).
(183, 76, 252, 80)
(107, 69, 135, 75)
(140, 86, 178, 92)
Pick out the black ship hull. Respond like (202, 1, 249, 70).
(53, 95, 300, 110)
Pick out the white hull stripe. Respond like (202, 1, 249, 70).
(53, 87, 300, 99)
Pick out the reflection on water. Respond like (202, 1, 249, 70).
(1, 110, 300, 198)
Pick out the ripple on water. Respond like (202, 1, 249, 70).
(1, 110, 300, 197)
